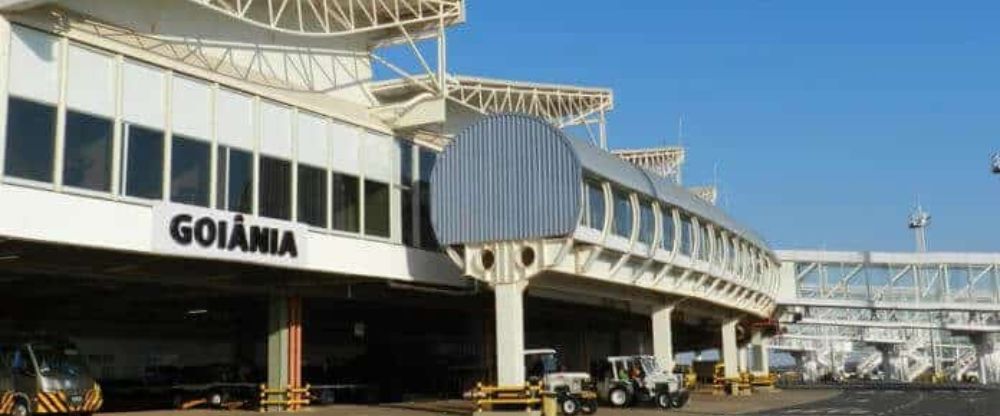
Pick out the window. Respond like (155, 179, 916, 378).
(661, 207, 675, 252)
(364, 180, 390, 238)
(216, 146, 253, 213)
(121, 124, 163, 199)
(612, 189, 632, 238)
(638, 201, 655, 244)
(679, 213, 693, 256)
(584, 181, 605, 229)
(62, 110, 113, 192)
(297, 164, 327, 228)
(698, 224, 711, 261)
(332, 172, 360, 232)
(4, 97, 56, 182)
(259, 156, 291, 220)
(418, 149, 438, 248)
(170, 135, 211, 206)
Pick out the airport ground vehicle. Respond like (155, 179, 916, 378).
(596, 356, 688, 410)
(524, 349, 597, 415)
(0, 337, 102, 416)
(169, 364, 259, 409)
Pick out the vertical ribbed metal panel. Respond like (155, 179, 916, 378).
(430, 114, 583, 245)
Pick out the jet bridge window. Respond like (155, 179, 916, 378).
(582, 180, 605, 230)
(661, 206, 676, 252)
(679, 213, 694, 256)
(638, 200, 655, 244)
(611, 188, 633, 238)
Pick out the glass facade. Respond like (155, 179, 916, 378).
(216, 146, 253, 213)
(297, 164, 327, 228)
(121, 124, 163, 200)
(170, 135, 211, 207)
(4, 97, 55, 183)
(417, 149, 437, 249)
(332, 172, 360, 233)
(62, 110, 113, 192)
(364, 180, 390, 238)
(399, 141, 414, 246)
(679, 213, 693, 256)
(259, 156, 291, 220)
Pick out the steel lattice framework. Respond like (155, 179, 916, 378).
(613, 147, 685, 184)
(773, 250, 1000, 382)
(185, 0, 464, 38)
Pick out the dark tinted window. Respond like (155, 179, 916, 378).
(216, 146, 253, 213)
(400, 142, 414, 245)
(63, 110, 113, 191)
(259, 156, 291, 220)
(170, 135, 211, 207)
(417, 149, 438, 248)
(4, 97, 55, 182)
(364, 180, 390, 238)
(332, 172, 359, 232)
(679, 214, 694, 256)
(297, 164, 327, 228)
(121, 124, 163, 199)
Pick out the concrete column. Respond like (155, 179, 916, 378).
(267, 295, 303, 411)
(651, 305, 675, 372)
(267, 296, 289, 391)
(750, 330, 770, 375)
(495, 283, 526, 386)
(974, 333, 1000, 384)
(721, 318, 739, 379)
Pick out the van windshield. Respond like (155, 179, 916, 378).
(32, 345, 88, 377)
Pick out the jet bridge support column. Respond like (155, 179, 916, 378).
(651, 304, 675, 372)
(495, 282, 527, 386)
(721, 318, 740, 380)
(750, 329, 771, 376)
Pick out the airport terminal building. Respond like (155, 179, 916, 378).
(0, 0, 781, 406)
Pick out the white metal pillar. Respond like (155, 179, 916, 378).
(651, 305, 675, 372)
(495, 282, 526, 386)
(878, 345, 900, 381)
(750, 330, 770, 375)
(721, 318, 739, 379)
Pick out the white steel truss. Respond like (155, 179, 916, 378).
(613, 147, 685, 184)
(185, 0, 465, 39)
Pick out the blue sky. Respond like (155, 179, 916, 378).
(437, 1, 1000, 252)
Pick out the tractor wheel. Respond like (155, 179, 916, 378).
(11, 399, 29, 416)
(580, 398, 598, 414)
(560, 397, 581, 416)
(656, 392, 671, 409)
(670, 391, 690, 409)
(608, 387, 629, 408)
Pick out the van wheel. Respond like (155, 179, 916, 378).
(670, 392, 689, 409)
(559, 397, 580, 416)
(580, 398, 598, 414)
(609, 387, 629, 407)
(12, 399, 30, 416)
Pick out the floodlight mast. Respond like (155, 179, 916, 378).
(908, 203, 931, 253)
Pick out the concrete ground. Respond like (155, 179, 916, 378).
(97, 389, 840, 416)
(96, 388, 1000, 415)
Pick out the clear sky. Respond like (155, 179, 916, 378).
(440, 0, 1000, 252)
